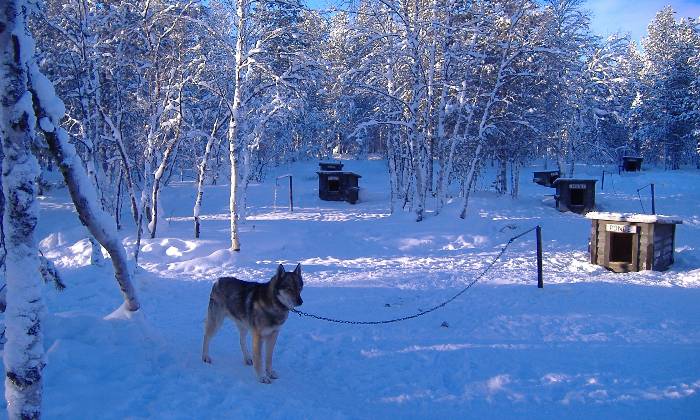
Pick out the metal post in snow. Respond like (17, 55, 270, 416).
(651, 183, 656, 215)
(601, 171, 605, 190)
(536, 226, 544, 288)
(289, 176, 294, 213)
(273, 178, 278, 212)
(276, 174, 293, 212)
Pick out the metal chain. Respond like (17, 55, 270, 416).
(291, 226, 539, 325)
(636, 183, 652, 214)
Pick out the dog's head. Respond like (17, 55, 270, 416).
(272, 263, 303, 309)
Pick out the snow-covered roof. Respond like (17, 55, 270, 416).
(553, 178, 597, 183)
(585, 212, 683, 224)
(316, 171, 362, 177)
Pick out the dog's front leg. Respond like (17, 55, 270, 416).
(252, 331, 271, 384)
(265, 330, 279, 380)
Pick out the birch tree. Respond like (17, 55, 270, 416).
(204, 0, 315, 249)
(1, 1, 45, 417)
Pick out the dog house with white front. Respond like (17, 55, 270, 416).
(586, 212, 682, 272)
(552, 178, 597, 214)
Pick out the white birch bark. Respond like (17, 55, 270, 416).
(0, 2, 45, 417)
(459, 11, 527, 219)
(22, 25, 141, 313)
(149, 88, 185, 239)
(194, 109, 224, 239)
(227, 0, 247, 252)
(102, 111, 140, 225)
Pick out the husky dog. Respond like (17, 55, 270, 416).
(202, 264, 303, 384)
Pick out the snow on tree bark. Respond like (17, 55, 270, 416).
(227, 0, 247, 252)
(194, 109, 224, 239)
(31, 85, 141, 312)
(18, 16, 141, 312)
(0, 1, 45, 418)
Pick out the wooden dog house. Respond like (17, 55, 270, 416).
(552, 178, 597, 214)
(317, 162, 361, 204)
(587, 212, 682, 272)
(621, 156, 643, 172)
(533, 170, 561, 188)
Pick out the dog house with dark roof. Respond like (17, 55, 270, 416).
(319, 162, 344, 171)
(317, 162, 361, 204)
(621, 156, 643, 172)
(586, 212, 682, 272)
(552, 178, 597, 214)
(533, 170, 560, 188)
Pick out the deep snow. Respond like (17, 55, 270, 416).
(2, 160, 699, 419)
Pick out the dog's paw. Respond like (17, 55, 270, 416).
(258, 375, 272, 384)
(202, 355, 212, 364)
(267, 370, 279, 380)
(243, 357, 253, 366)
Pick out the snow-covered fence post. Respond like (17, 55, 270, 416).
(0, 1, 46, 417)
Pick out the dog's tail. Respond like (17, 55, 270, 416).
(204, 286, 225, 336)
(202, 282, 225, 363)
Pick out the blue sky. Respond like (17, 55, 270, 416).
(587, 0, 700, 42)
(305, 0, 700, 43)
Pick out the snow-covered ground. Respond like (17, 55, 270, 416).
(3, 160, 700, 418)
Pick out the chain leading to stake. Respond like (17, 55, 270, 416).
(291, 226, 540, 325)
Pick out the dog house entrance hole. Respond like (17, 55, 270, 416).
(328, 176, 340, 192)
(570, 188, 585, 206)
(609, 232, 633, 263)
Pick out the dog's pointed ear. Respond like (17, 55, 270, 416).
(276, 264, 286, 279)
(294, 263, 303, 288)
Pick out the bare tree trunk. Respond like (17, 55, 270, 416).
(386, 129, 398, 214)
(227, 0, 247, 252)
(510, 160, 520, 199)
(556, 135, 567, 176)
(228, 116, 242, 251)
(103, 112, 140, 225)
(0, 146, 6, 273)
(194, 116, 222, 238)
(115, 168, 123, 231)
(1, 2, 45, 417)
(495, 157, 507, 195)
(133, 211, 145, 266)
(149, 98, 183, 239)
(89, 236, 104, 266)
(459, 44, 511, 219)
